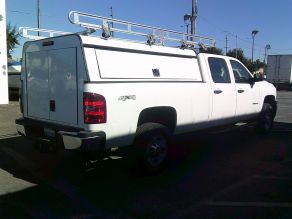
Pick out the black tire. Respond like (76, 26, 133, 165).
(132, 123, 171, 173)
(256, 103, 274, 134)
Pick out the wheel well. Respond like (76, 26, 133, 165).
(264, 95, 277, 118)
(137, 107, 177, 133)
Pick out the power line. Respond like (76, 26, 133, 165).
(8, 10, 31, 15)
(198, 15, 268, 52)
(7, 9, 62, 19)
(197, 20, 274, 55)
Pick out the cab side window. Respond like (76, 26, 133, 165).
(208, 57, 231, 83)
(230, 60, 252, 83)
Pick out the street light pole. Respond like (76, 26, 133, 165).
(251, 30, 259, 64)
(190, 0, 197, 41)
(264, 44, 271, 64)
(184, 14, 191, 40)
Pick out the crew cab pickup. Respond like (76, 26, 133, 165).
(16, 12, 277, 172)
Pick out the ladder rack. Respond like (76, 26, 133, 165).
(68, 11, 215, 48)
(20, 11, 216, 49)
(19, 27, 71, 40)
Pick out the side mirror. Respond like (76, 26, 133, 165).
(248, 77, 256, 85)
(249, 74, 264, 85)
(253, 73, 264, 81)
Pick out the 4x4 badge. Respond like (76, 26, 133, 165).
(118, 95, 136, 101)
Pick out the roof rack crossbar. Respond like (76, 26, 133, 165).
(19, 27, 71, 40)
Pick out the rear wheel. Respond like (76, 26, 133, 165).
(256, 103, 274, 134)
(132, 123, 171, 173)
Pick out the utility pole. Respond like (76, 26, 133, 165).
(37, 0, 40, 36)
(235, 35, 238, 59)
(225, 35, 228, 55)
(190, 0, 197, 41)
(0, 0, 8, 104)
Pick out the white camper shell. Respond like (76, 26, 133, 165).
(17, 35, 205, 149)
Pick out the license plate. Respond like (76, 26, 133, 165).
(44, 128, 56, 138)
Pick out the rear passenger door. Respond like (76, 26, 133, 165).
(208, 56, 236, 120)
(229, 59, 260, 116)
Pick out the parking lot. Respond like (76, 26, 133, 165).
(0, 91, 291, 218)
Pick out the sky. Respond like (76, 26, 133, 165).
(6, 0, 292, 60)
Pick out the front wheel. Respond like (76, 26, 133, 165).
(256, 103, 274, 134)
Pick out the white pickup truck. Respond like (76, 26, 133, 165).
(16, 12, 277, 172)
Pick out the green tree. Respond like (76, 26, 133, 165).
(6, 23, 20, 59)
(245, 59, 266, 73)
(253, 59, 266, 70)
(226, 48, 247, 64)
(226, 48, 265, 72)
(199, 46, 223, 55)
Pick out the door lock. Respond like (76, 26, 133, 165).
(50, 100, 56, 112)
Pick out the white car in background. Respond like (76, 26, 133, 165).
(8, 61, 21, 98)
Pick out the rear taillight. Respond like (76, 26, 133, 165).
(83, 92, 106, 124)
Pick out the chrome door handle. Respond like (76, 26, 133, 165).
(238, 89, 245, 93)
(214, 89, 223, 94)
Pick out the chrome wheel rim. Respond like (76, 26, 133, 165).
(145, 134, 167, 167)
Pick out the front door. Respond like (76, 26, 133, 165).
(208, 56, 236, 121)
(229, 59, 260, 116)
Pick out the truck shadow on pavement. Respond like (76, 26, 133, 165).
(0, 122, 291, 218)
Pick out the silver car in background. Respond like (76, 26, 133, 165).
(8, 61, 21, 99)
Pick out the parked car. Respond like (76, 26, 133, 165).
(8, 61, 21, 98)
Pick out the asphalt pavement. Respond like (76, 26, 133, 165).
(0, 91, 291, 219)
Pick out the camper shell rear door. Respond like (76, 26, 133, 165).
(23, 35, 83, 126)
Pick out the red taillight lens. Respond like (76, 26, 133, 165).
(83, 92, 106, 124)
